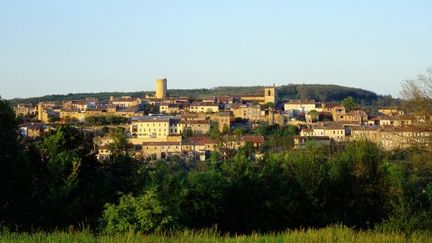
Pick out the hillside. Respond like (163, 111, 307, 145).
(8, 84, 396, 106)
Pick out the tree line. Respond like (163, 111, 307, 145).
(9, 84, 396, 107)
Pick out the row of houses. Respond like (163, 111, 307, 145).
(97, 134, 264, 161)
(297, 122, 430, 151)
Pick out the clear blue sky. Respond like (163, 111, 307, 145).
(1, 0, 431, 99)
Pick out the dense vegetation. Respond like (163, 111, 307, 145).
(84, 116, 129, 126)
(9, 84, 397, 106)
(2, 226, 432, 242)
(1, 97, 431, 237)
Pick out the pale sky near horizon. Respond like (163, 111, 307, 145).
(1, 0, 431, 99)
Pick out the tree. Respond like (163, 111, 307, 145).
(102, 187, 174, 233)
(36, 125, 105, 229)
(327, 140, 394, 228)
(108, 127, 132, 157)
(144, 104, 159, 115)
(400, 66, 432, 151)
(181, 128, 193, 139)
(342, 96, 356, 112)
(0, 98, 32, 229)
(209, 122, 220, 139)
(307, 110, 319, 122)
(179, 170, 228, 228)
(401, 66, 432, 118)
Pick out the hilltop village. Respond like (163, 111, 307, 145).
(14, 79, 429, 161)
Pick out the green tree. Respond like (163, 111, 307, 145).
(378, 149, 432, 232)
(308, 110, 319, 122)
(36, 125, 106, 229)
(342, 96, 356, 112)
(108, 127, 132, 157)
(0, 98, 32, 229)
(209, 122, 220, 139)
(102, 187, 174, 233)
(182, 128, 193, 139)
(327, 140, 394, 228)
(180, 170, 228, 228)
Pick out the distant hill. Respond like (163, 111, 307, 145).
(8, 84, 396, 106)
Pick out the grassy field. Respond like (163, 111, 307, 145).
(1, 226, 431, 243)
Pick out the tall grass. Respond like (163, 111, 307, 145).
(1, 226, 431, 243)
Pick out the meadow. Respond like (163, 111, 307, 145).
(1, 226, 432, 243)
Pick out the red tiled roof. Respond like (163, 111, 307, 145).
(142, 141, 181, 146)
(241, 135, 264, 143)
(185, 136, 217, 145)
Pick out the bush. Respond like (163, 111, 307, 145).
(101, 187, 175, 234)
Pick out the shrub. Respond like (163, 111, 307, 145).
(101, 187, 174, 234)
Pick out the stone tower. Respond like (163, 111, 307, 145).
(155, 78, 167, 99)
(218, 112, 231, 133)
(264, 84, 276, 104)
(37, 102, 44, 121)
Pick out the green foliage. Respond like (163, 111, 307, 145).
(327, 140, 394, 228)
(232, 127, 245, 137)
(254, 124, 297, 152)
(341, 96, 356, 112)
(0, 98, 32, 229)
(377, 150, 432, 233)
(182, 128, 193, 139)
(34, 125, 107, 229)
(209, 122, 220, 138)
(261, 102, 275, 109)
(85, 116, 128, 125)
(48, 116, 60, 123)
(143, 104, 159, 115)
(107, 127, 132, 157)
(102, 187, 174, 234)
(180, 170, 229, 228)
(308, 110, 319, 122)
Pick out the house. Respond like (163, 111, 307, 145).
(15, 104, 37, 117)
(221, 135, 265, 149)
(129, 116, 180, 140)
(178, 120, 211, 134)
(379, 107, 405, 116)
(218, 112, 232, 133)
(19, 123, 46, 138)
(350, 126, 381, 144)
(182, 136, 218, 161)
(284, 100, 318, 113)
(110, 96, 142, 108)
(189, 102, 220, 113)
(141, 141, 182, 159)
(95, 137, 115, 161)
(334, 110, 368, 125)
(300, 122, 346, 142)
(232, 104, 263, 122)
(160, 103, 181, 114)
(322, 103, 346, 121)
(379, 125, 430, 151)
